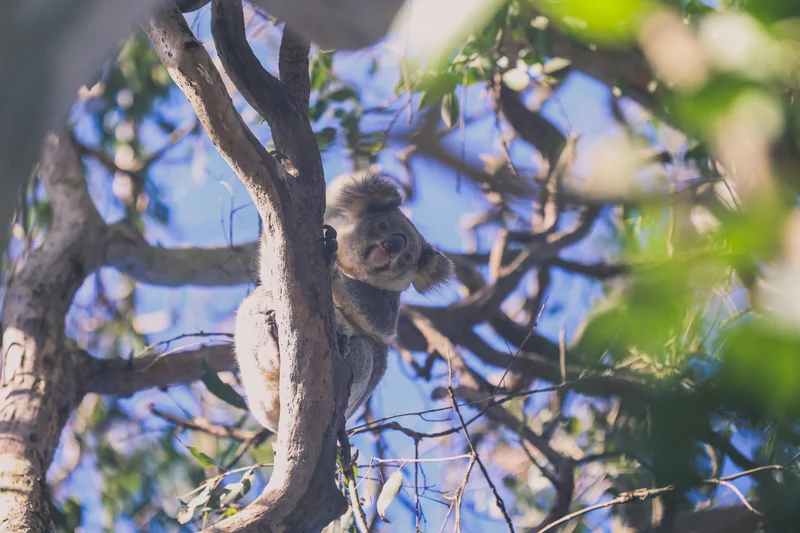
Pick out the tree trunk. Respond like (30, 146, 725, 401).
(0, 134, 104, 532)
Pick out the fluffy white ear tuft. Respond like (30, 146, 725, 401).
(412, 244, 454, 294)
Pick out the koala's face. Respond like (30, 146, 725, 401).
(325, 173, 455, 294)
(336, 209, 424, 292)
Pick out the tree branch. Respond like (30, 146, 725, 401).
(211, 0, 322, 178)
(104, 222, 256, 287)
(110, 201, 529, 288)
(278, 25, 311, 115)
(146, 4, 284, 208)
(497, 81, 566, 167)
(456, 330, 652, 403)
(409, 126, 536, 199)
(100, 238, 624, 292)
(0, 133, 107, 531)
(146, 4, 348, 531)
(150, 405, 266, 441)
(446, 383, 516, 532)
(550, 257, 628, 279)
(536, 465, 770, 533)
(438, 205, 600, 328)
(86, 344, 236, 397)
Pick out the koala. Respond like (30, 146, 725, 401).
(234, 169, 454, 433)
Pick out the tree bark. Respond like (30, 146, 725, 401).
(0, 134, 104, 532)
(145, 3, 350, 530)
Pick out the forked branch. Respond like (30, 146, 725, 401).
(145, 2, 348, 531)
(211, 0, 322, 178)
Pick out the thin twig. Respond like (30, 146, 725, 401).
(414, 441, 421, 532)
(179, 463, 274, 500)
(446, 350, 515, 533)
(494, 301, 547, 395)
(368, 454, 473, 466)
(350, 381, 576, 446)
(149, 405, 260, 441)
(339, 427, 369, 533)
(537, 464, 782, 533)
(709, 479, 762, 516)
(224, 429, 271, 470)
(452, 455, 477, 533)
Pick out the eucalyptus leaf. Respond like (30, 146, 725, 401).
(441, 91, 460, 128)
(219, 467, 256, 507)
(197, 355, 248, 410)
(376, 469, 404, 523)
(188, 445, 216, 468)
(177, 483, 213, 524)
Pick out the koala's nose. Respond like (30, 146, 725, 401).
(380, 234, 407, 257)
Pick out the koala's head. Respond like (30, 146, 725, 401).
(325, 173, 454, 293)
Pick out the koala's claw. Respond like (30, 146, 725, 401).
(321, 224, 339, 266)
(337, 332, 350, 355)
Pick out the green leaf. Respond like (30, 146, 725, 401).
(328, 508, 355, 533)
(672, 75, 764, 140)
(50, 498, 83, 531)
(219, 467, 255, 507)
(720, 320, 800, 416)
(327, 87, 357, 102)
(525, 25, 553, 61)
(716, 194, 788, 262)
(178, 483, 213, 524)
(320, 52, 334, 71)
(376, 469, 403, 523)
(566, 416, 580, 435)
(683, 0, 713, 17)
(464, 66, 486, 86)
(683, 142, 708, 162)
(188, 445, 217, 468)
(540, 0, 653, 44)
(417, 90, 442, 111)
(417, 72, 460, 110)
(573, 254, 715, 360)
(441, 91, 460, 128)
(198, 355, 248, 410)
(310, 63, 326, 92)
(309, 99, 329, 122)
(316, 127, 338, 152)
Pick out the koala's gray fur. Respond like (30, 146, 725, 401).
(234, 169, 454, 432)
(234, 286, 282, 431)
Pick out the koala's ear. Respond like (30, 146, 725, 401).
(413, 244, 455, 294)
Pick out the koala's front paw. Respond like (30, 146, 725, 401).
(337, 331, 350, 355)
(321, 224, 339, 267)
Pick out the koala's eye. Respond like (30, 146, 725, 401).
(378, 222, 388, 230)
(404, 253, 413, 262)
